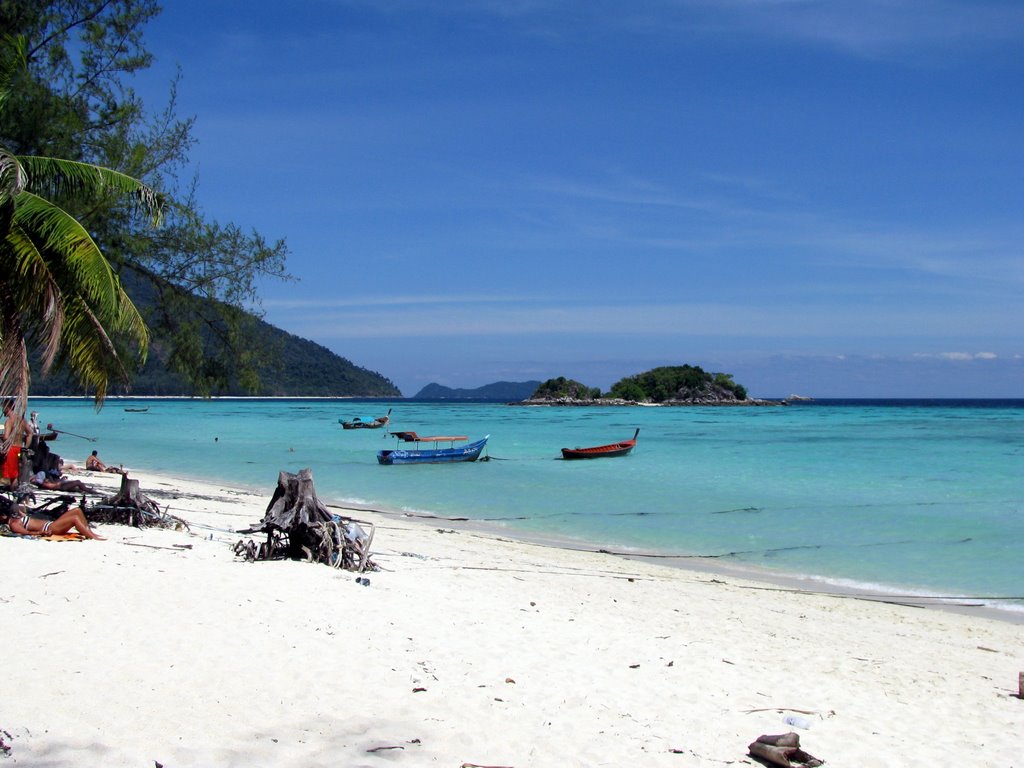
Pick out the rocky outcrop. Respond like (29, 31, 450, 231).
(663, 380, 756, 404)
(515, 397, 636, 406)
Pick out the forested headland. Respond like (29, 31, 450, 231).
(3, 3, 394, 399)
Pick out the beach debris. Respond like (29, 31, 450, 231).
(90, 474, 188, 530)
(234, 468, 376, 572)
(747, 732, 823, 767)
(783, 714, 812, 729)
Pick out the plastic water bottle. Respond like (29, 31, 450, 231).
(783, 714, 811, 729)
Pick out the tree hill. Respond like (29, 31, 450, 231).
(530, 377, 602, 400)
(30, 271, 401, 398)
(608, 365, 747, 403)
(412, 381, 542, 400)
(526, 365, 752, 404)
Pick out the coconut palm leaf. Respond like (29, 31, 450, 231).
(0, 192, 150, 402)
(16, 156, 163, 224)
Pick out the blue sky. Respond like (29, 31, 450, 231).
(136, 1, 1023, 397)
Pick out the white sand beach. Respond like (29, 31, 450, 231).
(1, 466, 1021, 767)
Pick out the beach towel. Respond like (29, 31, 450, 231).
(0, 525, 84, 541)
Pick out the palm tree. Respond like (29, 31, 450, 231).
(0, 35, 161, 428)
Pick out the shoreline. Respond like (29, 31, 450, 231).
(58, 458, 1024, 626)
(3, 466, 1021, 765)
(349, 500, 1024, 626)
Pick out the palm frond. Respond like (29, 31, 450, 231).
(17, 156, 163, 225)
(13, 192, 126, 309)
(2, 221, 64, 372)
(15, 194, 148, 351)
(57, 293, 130, 403)
(0, 148, 27, 206)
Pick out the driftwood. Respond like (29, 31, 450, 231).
(90, 474, 188, 530)
(235, 468, 376, 572)
(748, 732, 823, 768)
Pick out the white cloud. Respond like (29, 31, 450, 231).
(912, 351, 1002, 361)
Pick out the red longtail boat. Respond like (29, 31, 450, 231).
(561, 428, 639, 460)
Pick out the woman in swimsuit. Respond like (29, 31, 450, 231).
(0, 502, 105, 540)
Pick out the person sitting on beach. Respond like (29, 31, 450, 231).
(0, 499, 105, 539)
(30, 471, 95, 494)
(85, 450, 125, 474)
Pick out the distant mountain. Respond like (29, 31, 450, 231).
(412, 380, 542, 400)
(30, 272, 401, 398)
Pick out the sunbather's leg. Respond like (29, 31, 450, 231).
(48, 507, 105, 540)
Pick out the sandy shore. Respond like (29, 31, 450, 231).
(1, 466, 1021, 767)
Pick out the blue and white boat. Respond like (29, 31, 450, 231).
(377, 431, 489, 465)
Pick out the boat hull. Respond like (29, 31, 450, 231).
(341, 409, 391, 430)
(377, 436, 489, 465)
(561, 429, 639, 460)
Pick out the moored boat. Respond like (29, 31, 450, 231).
(561, 428, 639, 459)
(341, 408, 391, 430)
(377, 432, 489, 465)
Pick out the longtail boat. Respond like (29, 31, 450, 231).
(561, 428, 639, 460)
(340, 408, 392, 430)
(377, 431, 489, 465)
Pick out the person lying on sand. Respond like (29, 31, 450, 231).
(85, 450, 126, 474)
(30, 472, 95, 494)
(0, 501, 105, 540)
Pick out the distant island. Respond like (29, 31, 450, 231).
(412, 381, 542, 401)
(521, 366, 782, 406)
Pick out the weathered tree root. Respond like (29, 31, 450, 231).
(748, 732, 823, 767)
(235, 469, 376, 572)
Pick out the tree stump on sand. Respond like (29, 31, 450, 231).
(236, 468, 376, 572)
(91, 473, 185, 529)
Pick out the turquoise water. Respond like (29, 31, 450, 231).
(28, 398, 1024, 614)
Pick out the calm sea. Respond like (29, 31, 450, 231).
(28, 397, 1024, 616)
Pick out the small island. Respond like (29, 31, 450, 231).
(517, 366, 784, 406)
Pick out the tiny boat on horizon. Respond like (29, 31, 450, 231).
(561, 428, 639, 460)
(377, 431, 489, 465)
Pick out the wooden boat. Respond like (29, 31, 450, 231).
(340, 408, 391, 430)
(377, 432, 489, 465)
(124, 407, 149, 412)
(561, 428, 639, 460)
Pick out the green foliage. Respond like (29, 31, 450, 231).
(0, 33, 159, 411)
(713, 371, 747, 400)
(530, 376, 602, 400)
(608, 365, 748, 403)
(29, 281, 402, 397)
(1, 2, 292, 398)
